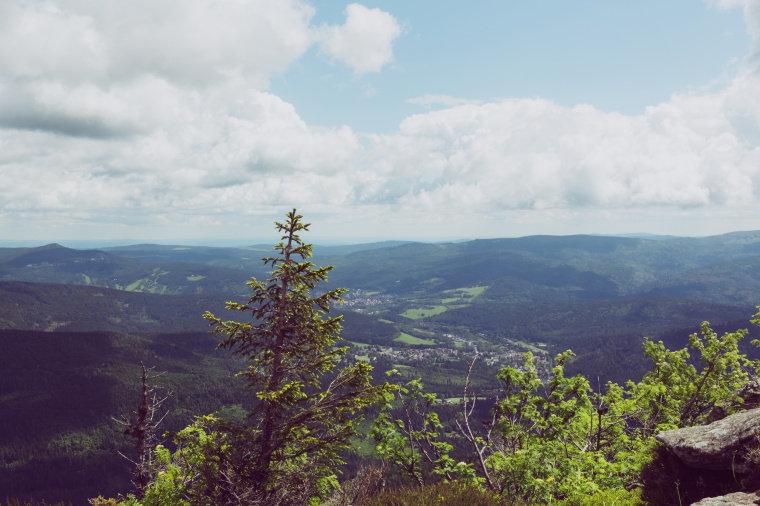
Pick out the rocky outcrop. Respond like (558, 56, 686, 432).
(656, 407, 760, 472)
(651, 407, 760, 505)
(691, 491, 760, 505)
(707, 381, 760, 423)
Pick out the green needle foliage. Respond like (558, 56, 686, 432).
(123, 210, 393, 506)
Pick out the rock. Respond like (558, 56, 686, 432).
(738, 381, 760, 410)
(655, 407, 760, 471)
(691, 491, 760, 505)
(709, 381, 760, 422)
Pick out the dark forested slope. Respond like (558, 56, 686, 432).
(0, 281, 231, 332)
(0, 329, 246, 503)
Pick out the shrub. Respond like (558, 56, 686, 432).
(361, 480, 500, 506)
(555, 488, 643, 506)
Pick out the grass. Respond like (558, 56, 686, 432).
(125, 279, 144, 291)
(439, 286, 488, 307)
(401, 305, 448, 319)
(354, 355, 370, 362)
(348, 341, 369, 348)
(458, 286, 488, 297)
(364, 480, 500, 506)
(121, 277, 170, 294)
(515, 340, 549, 354)
(442, 396, 487, 404)
(186, 275, 206, 281)
(442, 286, 488, 300)
(395, 332, 436, 345)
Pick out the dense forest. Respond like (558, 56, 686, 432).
(3, 213, 760, 504)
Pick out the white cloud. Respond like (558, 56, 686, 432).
(0, 2, 107, 81)
(0, 0, 326, 139)
(359, 89, 760, 215)
(407, 94, 484, 109)
(0, 0, 394, 229)
(0, 0, 318, 88)
(362, 85, 377, 97)
(708, 0, 760, 72)
(0, 1, 759, 241)
(709, 0, 751, 9)
(315, 3, 402, 74)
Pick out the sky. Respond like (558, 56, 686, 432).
(1, 0, 760, 246)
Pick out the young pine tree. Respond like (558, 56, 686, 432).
(200, 209, 393, 505)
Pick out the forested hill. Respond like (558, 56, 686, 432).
(2, 231, 760, 502)
(323, 231, 760, 305)
(0, 243, 258, 296)
(0, 328, 247, 502)
(3, 231, 760, 305)
(3, 232, 760, 358)
(1, 231, 759, 386)
(0, 281, 231, 332)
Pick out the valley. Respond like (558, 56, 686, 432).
(1, 231, 760, 502)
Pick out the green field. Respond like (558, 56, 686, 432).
(442, 286, 488, 300)
(401, 305, 448, 319)
(444, 396, 487, 404)
(459, 286, 487, 297)
(438, 286, 488, 306)
(394, 332, 436, 345)
(125, 279, 144, 291)
(514, 340, 549, 354)
(187, 275, 206, 281)
(123, 279, 168, 294)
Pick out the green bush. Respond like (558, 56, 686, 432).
(555, 488, 643, 506)
(361, 481, 500, 506)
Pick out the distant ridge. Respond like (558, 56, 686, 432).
(593, 233, 684, 241)
(0, 280, 230, 332)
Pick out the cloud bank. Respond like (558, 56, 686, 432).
(1, 0, 759, 240)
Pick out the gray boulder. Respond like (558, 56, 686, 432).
(655, 407, 760, 472)
(691, 491, 760, 505)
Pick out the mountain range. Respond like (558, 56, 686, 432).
(2, 231, 760, 501)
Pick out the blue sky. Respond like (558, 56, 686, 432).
(276, 1, 748, 132)
(0, 1, 758, 245)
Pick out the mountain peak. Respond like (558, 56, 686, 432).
(39, 243, 66, 250)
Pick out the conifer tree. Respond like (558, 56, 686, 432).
(114, 365, 170, 500)
(200, 209, 393, 504)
